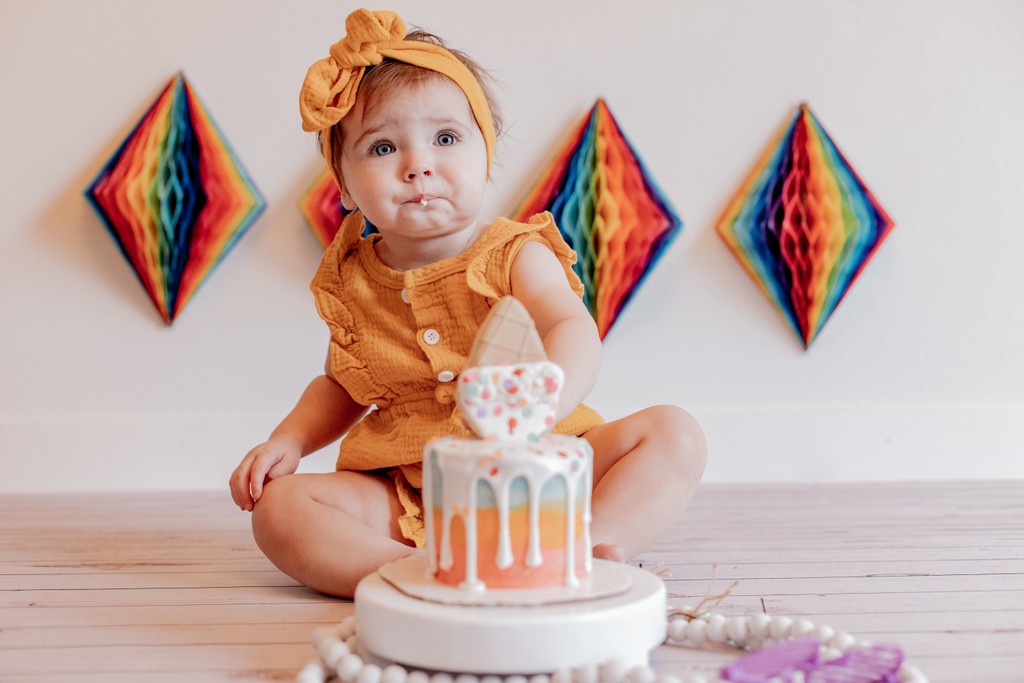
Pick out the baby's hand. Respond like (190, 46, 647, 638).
(229, 435, 303, 511)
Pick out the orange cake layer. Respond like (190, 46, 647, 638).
(432, 504, 587, 588)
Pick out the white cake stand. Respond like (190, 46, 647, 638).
(354, 556, 666, 675)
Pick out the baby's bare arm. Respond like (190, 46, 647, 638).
(510, 241, 602, 421)
(230, 356, 367, 511)
(269, 372, 367, 457)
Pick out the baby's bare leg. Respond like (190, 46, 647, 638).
(585, 405, 707, 560)
(251, 471, 417, 598)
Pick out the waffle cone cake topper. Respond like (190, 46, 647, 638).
(460, 297, 562, 441)
(467, 296, 548, 366)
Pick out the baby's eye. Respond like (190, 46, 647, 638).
(436, 132, 457, 147)
(370, 142, 395, 156)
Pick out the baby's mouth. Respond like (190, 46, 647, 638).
(410, 194, 438, 206)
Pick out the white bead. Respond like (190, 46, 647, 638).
(481, 677, 502, 683)
(550, 670, 573, 683)
(685, 618, 708, 643)
(628, 666, 656, 683)
(336, 654, 364, 683)
(899, 664, 928, 683)
(338, 616, 357, 639)
(573, 662, 598, 683)
(813, 624, 835, 642)
(726, 616, 749, 646)
(704, 614, 728, 643)
(506, 676, 528, 683)
(382, 665, 408, 683)
(820, 647, 842, 662)
(311, 627, 332, 649)
(600, 658, 627, 683)
(529, 676, 551, 683)
(297, 659, 327, 683)
(667, 618, 688, 642)
(827, 632, 856, 652)
(791, 618, 815, 637)
(358, 664, 383, 683)
(322, 640, 351, 668)
(748, 613, 772, 639)
(684, 619, 705, 643)
(408, 672, 430, 683)
(431, 674, 454, 683)
(453, 675, 478, 683)
(769, 616, 793, 640)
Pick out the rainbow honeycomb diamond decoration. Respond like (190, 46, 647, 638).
(512, 99, 682, 339)
(85, 72, 265, 323)
(717, 103, 894, 348)
(300, 168, 346, 248)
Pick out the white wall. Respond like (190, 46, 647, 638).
(2, 0, 1022, 492)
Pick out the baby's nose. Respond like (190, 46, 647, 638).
(406, 168, 432, 180)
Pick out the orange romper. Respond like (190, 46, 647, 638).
(310, 210, 604, 547)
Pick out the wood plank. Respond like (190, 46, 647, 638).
(643, 558, 1024, 580)
(0, 585, 333, 608)
(0, 602, 353, 628)
(755, 591, 1024, 616)
(0, 642, 314, 675)
(662, 573, 1024, 595)
(0, 622, 322, 648)
(2, 674, 297, 683)
(0, 570, 298, 591)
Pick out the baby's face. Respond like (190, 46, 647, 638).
(338, 77, 488, 252)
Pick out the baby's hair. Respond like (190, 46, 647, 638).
(318, 29, 502, 177)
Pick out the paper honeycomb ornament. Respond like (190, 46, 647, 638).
(300, 168, 380, 247)
(84, 72, 264, 323)
(512, 99, 682, 339)
(299, 168, 346, 247)
(717, 103, 895, 348)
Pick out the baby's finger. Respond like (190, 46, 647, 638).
(249, 451, 280, 503)
(230, 454, 256, 510)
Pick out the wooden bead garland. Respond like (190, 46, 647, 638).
(296, 610, 929, 683)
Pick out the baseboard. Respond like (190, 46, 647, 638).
(0, 413, 340, 494)
(1, 405, 1022, 492)
(693, 403, 1024, 482)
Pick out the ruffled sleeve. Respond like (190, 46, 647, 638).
(466, 212, 585, 302)
(309, 211, 383, 405)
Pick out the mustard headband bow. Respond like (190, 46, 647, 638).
(299, 8, 496, 183)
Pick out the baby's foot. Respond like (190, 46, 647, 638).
(592, 543, 626, 562)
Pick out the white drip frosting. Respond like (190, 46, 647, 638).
(424, 435, 592, 591)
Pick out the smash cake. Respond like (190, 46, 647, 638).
(424, 297, 593, 591)
(353, 297, 667, 673)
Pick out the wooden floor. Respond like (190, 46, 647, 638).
(1, 482, 1022, 682)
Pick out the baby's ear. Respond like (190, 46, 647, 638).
(339, 182, 357, 211)
(333, 170, 357, 211)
